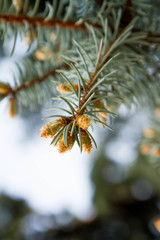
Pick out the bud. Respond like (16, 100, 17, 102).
(154, 218, 160, 232)
(81, 130, 92, 154)
(9, 98, 17, 118)
(0, 82, 11, 94)
(76, 115, 90, 130)
(40, 118, 67, 138)
(143, 128, 157, 138)
(140, 144, 152, 155)
(12, 0, 24, 11)
(57, 140, 70, 153)
(152, 148, 160, 157)
(35, 47, 53, 61)
(57, 134, 75, 153)
(56, 83, 79, 94)
(25, 29, 35, 45)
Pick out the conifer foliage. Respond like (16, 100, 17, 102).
(0, 0, 160, 153)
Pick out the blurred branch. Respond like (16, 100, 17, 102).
(9, 64, 69, 96)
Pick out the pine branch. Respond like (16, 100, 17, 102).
(40, 23, 138, 153)
(0, 14, 160, 44)
(0, 64, 68, 99)
(40, 6, 160, 154)
(0, 0, 160, 155)
(0, 64, 69, 117)
(10, 64, 69, 96)
(74, 39, 115, 117)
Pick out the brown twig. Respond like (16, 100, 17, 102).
(0, 14, 101, 30)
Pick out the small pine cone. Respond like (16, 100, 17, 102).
(9, 98, 17, 118)
(40, 118, 67, 138)
(56, 84, 72, 93)
(56, 83, 79, 94)
(76, 115, 90, 130)
(73, 84, 79, 92)
(0, 82, 11, 94)
(143, 128, 157, 138)
(81, 130, 92, 154)
(57, 141, 69, 153)
(140, 144, 152, 155)
(57, 134, 75, 153)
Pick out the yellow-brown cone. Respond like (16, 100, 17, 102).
(56, 83, 79, 94)
(76, 115, 90, 130)
(81, 130, 92, 154)
(40, 118, 67, 139)
(0, 82, 11, 94)
(57, 134, 75, 153)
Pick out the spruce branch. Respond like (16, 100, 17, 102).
(10, 64, 69, 96)
(41, 18, 144, 153)
(0, 64, 69, 116)
(0, 14, 159, 45)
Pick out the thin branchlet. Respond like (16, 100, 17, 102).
(0, 14, 101, 30)
(4, 64, 69, 97)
